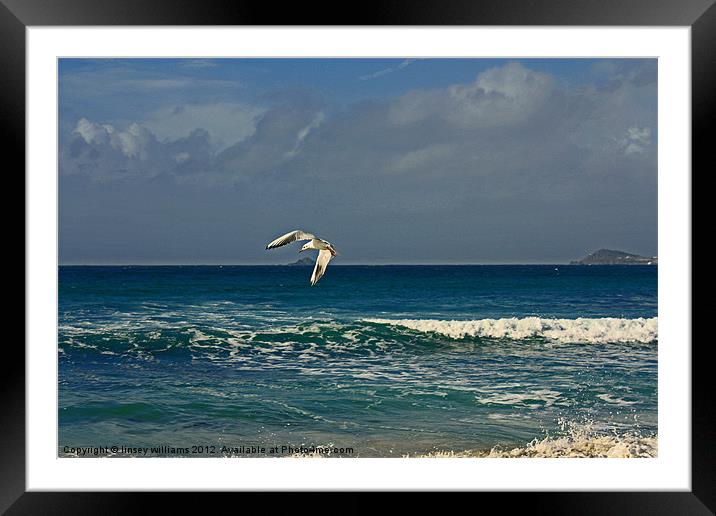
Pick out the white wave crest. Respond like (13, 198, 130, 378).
(410, 419, 657, 458)
(366, 317, 657, 343)
(411, 434, 657, 458)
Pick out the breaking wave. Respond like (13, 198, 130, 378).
(365, 317, 657, 344)
(409, 420, 658, 458)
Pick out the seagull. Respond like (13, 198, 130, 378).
(265, 230, 338, 286)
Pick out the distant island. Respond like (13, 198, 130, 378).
(571, 249, 657, 265)
(285, 257, 315, 266)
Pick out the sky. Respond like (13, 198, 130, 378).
(59, 58, 657, 264)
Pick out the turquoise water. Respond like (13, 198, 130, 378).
(58, 265, 657, 457)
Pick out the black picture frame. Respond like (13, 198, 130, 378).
(5, 0, 711, 512)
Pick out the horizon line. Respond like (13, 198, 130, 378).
(57, 262, 656, 267)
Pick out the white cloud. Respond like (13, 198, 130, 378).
(64, 117, 213, 181)
(62, 61, 656, 192)
(62, 104, 324, 183)
(359, 59, 417, 80)
(59, 60, 658, 263)
(389, 144, 456, 173)
(115, 123, 153, 158)
(621, 126, 652, 155)
(285, 112, 325, 158)
(73, 118, 154, 159)
(73, 118, 110, 145)
(143, 102, 264, 152)
(389, 62, 554, 128)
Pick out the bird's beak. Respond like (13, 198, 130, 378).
(299, 248, 305, 253)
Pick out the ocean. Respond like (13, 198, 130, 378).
(58, 265, 658, 458)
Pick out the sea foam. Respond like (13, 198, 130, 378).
(409, 419, 657, 458)
(412, 433, 657, 458)
(365, 317, 657, 343)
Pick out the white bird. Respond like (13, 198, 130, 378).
(265, 230, 338, 286)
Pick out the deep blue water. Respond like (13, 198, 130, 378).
(58, 265, 657, 457)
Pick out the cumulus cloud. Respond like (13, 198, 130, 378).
(59, 59, 658, 263)
(62, 102, 326, 183)
(389, 62, 554, 128)
(448, 62, 554, 124)
(73, 118, 154, 159)
(61, 61, 656, 200)
(64, 118, 214, 181)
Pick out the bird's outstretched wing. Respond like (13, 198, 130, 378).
(265, 230, 316, 250)
(310, 250, 333, 286)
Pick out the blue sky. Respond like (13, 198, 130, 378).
(59, 58, 657, 264)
